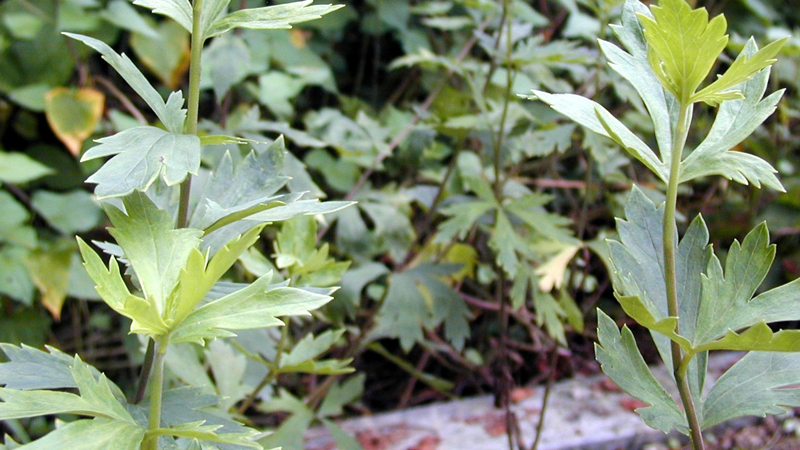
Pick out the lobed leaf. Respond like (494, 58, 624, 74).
(702, 352, 800, 429)
(595, 310, 687, 434)
(12, 419, 144, 450)
(63, 33, 186, 133)
(680, 40, 784, 191)
(528, 91, 668, 181)
(206, 1, 345, 38)
(638, 0, 728, 103)
(82, 126, 201, 199)
(169, 273, 331, 345)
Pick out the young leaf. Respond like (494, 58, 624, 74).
(595, 310, 687, 434)
(205, 1, 345, 38)
(279, 329, 353, 375)
(169, 273, 331, 345)
(63, 33, 186, 134)
(680, 40, 784, 191)
(77, 238, 170, 336)
(527, 91, 668, 181)
(637, 0, 728, 104)
(702, 352, 800, 429)
(81, 126, 201, 199)
(433, 199, 495, 244)
(693, 37, 787, 105)
(171, 227, 266, 329)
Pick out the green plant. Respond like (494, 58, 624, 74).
(0, 0, 356, 448)
(528, 0, 799, 448)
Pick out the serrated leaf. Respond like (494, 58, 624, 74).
(279, 329, 352, 375)
(12, 419, 144, 450)
(371, 265, 470, 351)
(692, 223, 800, 351)
(694, 37, 787, 105)
(702, 352, 800, 429)
(317, 374, 364, 418)
(77, 238, 170, 335)
(64, 33, 186, 134)
(0, 344, 81, 390)
(44, 87, 104, 156)
(489, 210, 524, 278)
(166, 226, 264, 326)
(0, 357, 132, 423)
(528, 91, 668, 181)
(607, 187, 711, 398)
(81, 126, 201, 199)
(638, 0, 728, 103)
(206, 1, 345, 38)
(433, 199, 494, 244)
(169, 273, 331, 345)
(680, 40, 784, 191)
(104, 193, 203, 321)
(594, 310, 687, 434)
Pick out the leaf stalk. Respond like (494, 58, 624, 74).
(143, 337, 169, 450)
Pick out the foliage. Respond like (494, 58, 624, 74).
(530, 0, 800, 448)
(1, 0, 799, 448)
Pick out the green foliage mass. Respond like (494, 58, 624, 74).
(1, 0, 800, 448)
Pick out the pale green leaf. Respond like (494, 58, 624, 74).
(63, 33, 186, 133)
(680, 40, 784, 191)
(104, 193, 202, 318)
(0, 151, 53, 184)
(77, 238, 170, 335)
(169, 273, 331, 345)
(691, 222, 800, 349)
(206, 1, 345, 38)
(638, 0, 728, 103)
(168, 226, 264, 327)
(595, 310, 687, 434)
(694, 37, 787, 105)
(150, 421, 260, 448)
(13, 419, 144, 450)
(489, 210, 523, 277)
(0, 358, 132, 423)
(31, 190, 103, 235)
(279, 329, 353, 375)
(433, 199, 494, 244)
(82, 126, 201, 199)
(599, 0, 673, 163)
(0, 344, 82, 390)
(702, 352, 800, 429)
(101, 0, 158, 38)
(528, 91, 668, 181)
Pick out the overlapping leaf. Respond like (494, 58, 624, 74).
(680, 40, 784, 191)
(205, 1, 345, 38)
(81, 126, 201, 199)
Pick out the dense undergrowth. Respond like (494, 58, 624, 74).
(1, 0, 800, 448)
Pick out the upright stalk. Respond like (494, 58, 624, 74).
(143, 338, 168, 450)
(663, 104, 704, 450)
(134, 0, 204, 406)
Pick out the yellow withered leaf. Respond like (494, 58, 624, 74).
(44, 87, 105, 157)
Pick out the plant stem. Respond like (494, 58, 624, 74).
(529, 347, 558, 450)
(135, 0, 205, 405)
(663, 105, 704, 450)
(143, 338, 168, 450)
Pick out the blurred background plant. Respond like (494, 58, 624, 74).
(0, 0, 798, 448)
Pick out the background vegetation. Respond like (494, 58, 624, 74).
(0, 0, 799, 447)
